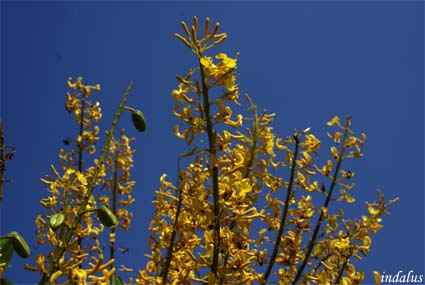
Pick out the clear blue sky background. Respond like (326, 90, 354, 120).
(1, 1, 424, 284)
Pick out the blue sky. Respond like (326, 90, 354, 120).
(1, 1, 424, 284)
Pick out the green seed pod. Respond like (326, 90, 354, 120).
(49, 213, 65, 230)
(0, 278, 13, 285)
(131, 110, 146, 132)
(0, 236, 14, 266)
(97, 205, 118, 227)
(112, 274, 125, 285)
(8, 232, 30, 258)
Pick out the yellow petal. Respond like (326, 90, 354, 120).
(327, 115, 340, 126)
(373, 271, 381, 285)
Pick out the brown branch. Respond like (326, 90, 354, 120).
(291, 117, 351, 285)
(261, 133, 300, 284)
(198, 58, 221, 278)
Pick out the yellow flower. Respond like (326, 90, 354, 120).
(338, 189, 356, 203)
(200, 56, 214, 68)
(262, 131, 275, 155)
(237, 178, 252, 200)
(327, 131, 342, 143)
(36, 254, 47, 274)
(76, 171, 88, 186)
(216, 53, 236, 69)
(330, 146, 339, 160)
(367, 204, 380, 216)
(301, 134, 321, 153)
(327, 115, 341, 127)
(172, 87, 194, 103)
(331, 235, 351, 251)
(40, 196, 57, 208)
(319, 270, 331, 285)
(225, 114, 243, 128)
(49, 270, 63, 284)
(120, 195, 135, 206)
(373, 271, 381, 285)
(358, 235, 371, 251)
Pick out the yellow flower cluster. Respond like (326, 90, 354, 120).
(137, 17, 398, 285)
(8, 17, 397, 285)
(27, 77, 135, 284)
(102, 130, 136, 231)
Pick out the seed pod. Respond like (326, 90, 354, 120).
(112, 274, 125, 285)
(0, 236, 14, 265)
(49, 213, 65, 230)
(0, 278, 12, 285)
(97, 205, 118, 227)
(131, 110, 146, 132)
(8, 232, 30, 258)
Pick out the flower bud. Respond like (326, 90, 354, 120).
(97, 205, 118, 227)
(131, 110, 146, 132)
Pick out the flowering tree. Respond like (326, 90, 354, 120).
(0, 17, 397, 285)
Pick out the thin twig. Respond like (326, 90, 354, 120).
(0, 120, 4, 204)
(261, 134, 300, 284)
(291, 118, 351, 285)
(335, 252, 351, 284)
(110, 130, 123, 265)
(77, 95, 86, 266)
(199, 58, 221, 277)
(161, 158, 183, 283)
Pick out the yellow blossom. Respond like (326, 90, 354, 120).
(216, 53, 236, 69)
(358, 235, 372, 252)
(373, 271, 381, 285)
(327, 115, 341, 127)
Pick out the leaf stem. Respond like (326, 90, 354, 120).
(123, 105, 137, 113)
